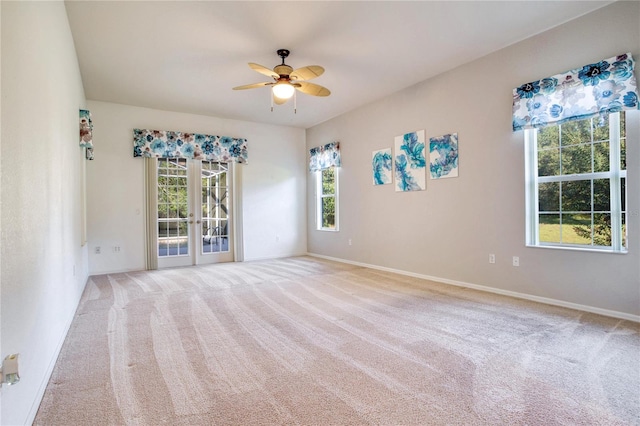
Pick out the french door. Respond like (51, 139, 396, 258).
(156, 158, 233, 268)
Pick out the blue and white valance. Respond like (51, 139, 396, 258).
(309, 142, 341, 172)
(512, 53, 639, 131)
(133, 129, 248, 164)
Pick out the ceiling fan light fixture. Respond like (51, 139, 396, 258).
(234, 49, 329, 113)
(272, 81, 295, 99)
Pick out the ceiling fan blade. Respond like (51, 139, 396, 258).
(295, 81, 331, 97)
(248, 63, 278, 79)
(273, 96, 288, 105)
(232, 82, 274, 90)
(290, 65, 325, 81)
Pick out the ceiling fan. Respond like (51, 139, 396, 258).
(232, 49, 330, 107)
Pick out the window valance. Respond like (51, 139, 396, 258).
(309, 142, 341, 172)
(512, 53, 639, 131)
(133, 129, 248, 164)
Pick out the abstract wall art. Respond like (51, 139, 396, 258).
(372, 148, 393, 185)
(394, 130, 426, 192)
(429, 133, 459, 179)
(79, 109, 94, 160)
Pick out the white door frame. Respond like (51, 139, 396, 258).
(144, 157, 242, 269)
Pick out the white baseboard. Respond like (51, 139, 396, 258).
(90, 253, 309, 275)
(89, 266, 148, 276)
(307, 253, 640, 323)
(243, 252, 309, 262)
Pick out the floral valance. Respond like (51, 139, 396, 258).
(309, 142, 341, 172)
(133, 129, 248, 164)
(512, 53, 639, 131)
(79, 109, 94, 160)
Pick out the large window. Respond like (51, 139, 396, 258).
(525, 113, 627, 252)
(316, 167, 338, 230)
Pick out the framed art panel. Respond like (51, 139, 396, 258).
(372, 148, 393, 185)
(429, 133, 458, 179)
(394, 130, 426, 191)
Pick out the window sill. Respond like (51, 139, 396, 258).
(526, 243, 627, 255)
(317, 228, 339, 232)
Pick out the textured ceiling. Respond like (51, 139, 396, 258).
(65, 1, 612, 129)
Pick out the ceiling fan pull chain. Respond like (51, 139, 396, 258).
(270, 92, 274, 112)
(294, 91, 297, 114)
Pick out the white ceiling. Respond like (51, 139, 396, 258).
(65, 1, 612, 129)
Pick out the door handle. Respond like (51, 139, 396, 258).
(196, 220, 201, 224)
(188, 220, 194, 224)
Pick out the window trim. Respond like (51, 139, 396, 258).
(316, 166, 339, 232)
(524, 112, 627, 253)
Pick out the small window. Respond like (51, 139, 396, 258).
(525, 113, 627, 252)
(316, 167, 338, 231)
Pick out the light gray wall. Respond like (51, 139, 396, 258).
(86, 101, 307, 274)
(306, 1, 640, 318)
(1, 2, 89, 424)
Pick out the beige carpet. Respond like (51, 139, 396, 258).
(35, 256, 639, 425)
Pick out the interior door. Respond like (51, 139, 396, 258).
(156, 158, 233, 268)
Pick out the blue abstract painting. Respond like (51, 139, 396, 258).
(372, 148, 393, 185)
(394, 130, 426, 192)
(429, 133, 459, 179)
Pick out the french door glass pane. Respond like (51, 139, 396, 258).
(201, 161, 229, 254)
(158, 158, 189, 257)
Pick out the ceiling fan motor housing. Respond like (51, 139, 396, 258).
(274, 64, 293, 78)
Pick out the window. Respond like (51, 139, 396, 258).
(525, 113, 627, 252)
(316, 166, 338, 230)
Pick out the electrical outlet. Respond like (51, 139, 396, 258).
(1, 354, 20, 386)
(113, 246, 121, 253)
(95, 246, 101, 254)
(489, 254, 495, 264)
(513, 256, 519, 267)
